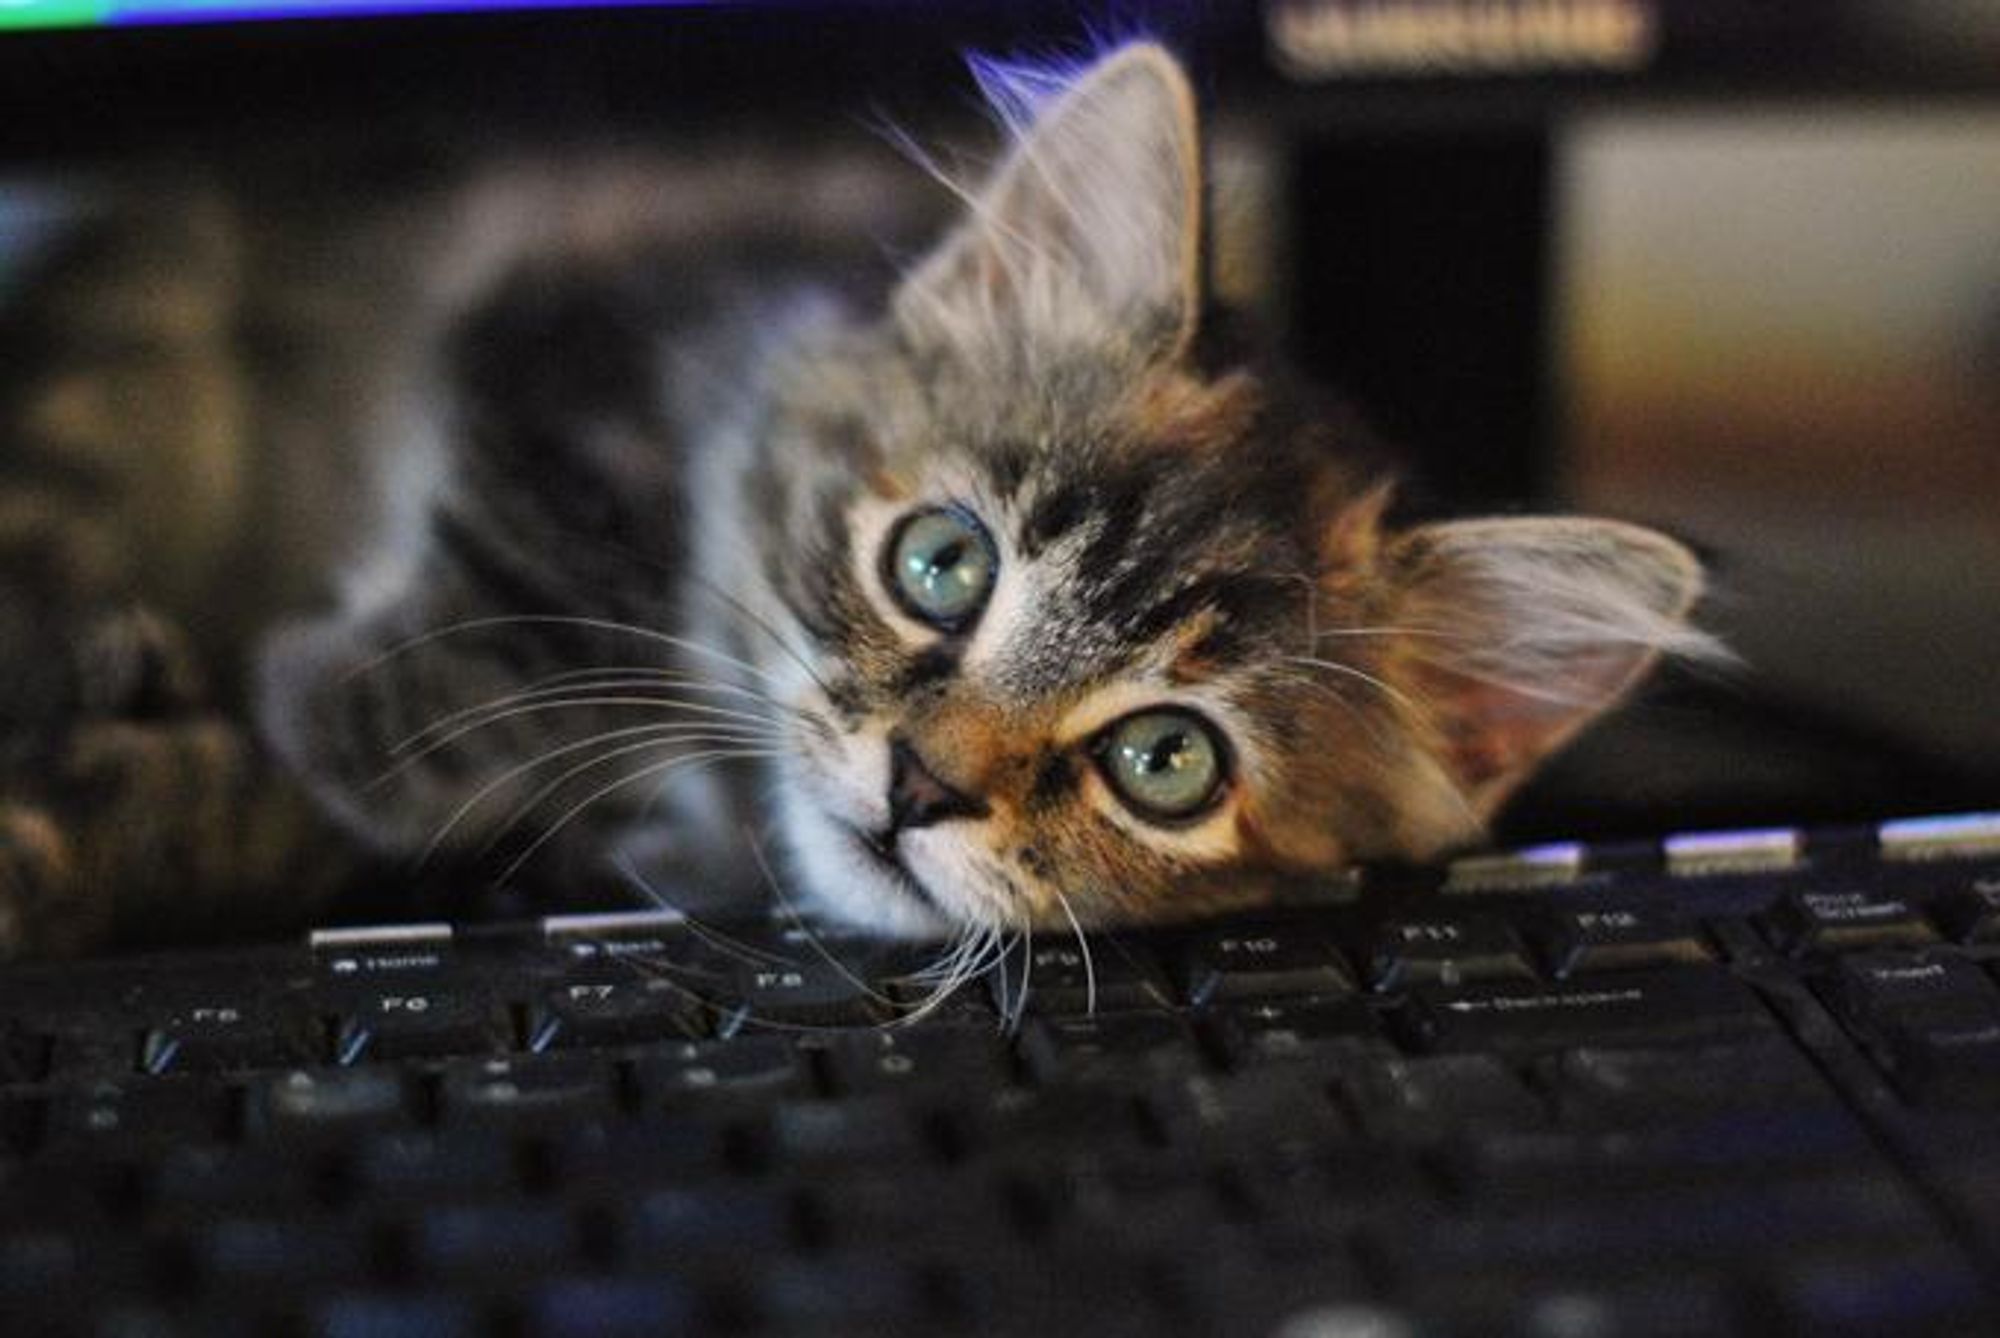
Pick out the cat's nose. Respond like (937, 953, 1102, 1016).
(887, 736, 989, 832)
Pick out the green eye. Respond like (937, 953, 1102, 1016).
(885, 507, 997, 630)
(1097, 709, 1227, 822)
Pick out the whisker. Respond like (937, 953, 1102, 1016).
(687, 576, 833, 697)
(392, 668, 789, 756)
(479, 733, 777, 863)
(380, 694, 783, 781)
(420, 724, 774, 861)
(742, 828, 902, 1009)
(612, 854, 804, 970)
(496, 747, 775, 884)
(1051, 890, 1096, 1019)
(1283, 655, 1425, 718)
(349, 615, 794, 694)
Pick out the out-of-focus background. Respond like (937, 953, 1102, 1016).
(1, 0, 1995, 841)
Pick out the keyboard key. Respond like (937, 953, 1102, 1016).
(1340, 1053, 1545, 1139)
(1207, 996, 1386, 1065)
(1768, 888, 1939, 954)
(1178, 925, 1354, 1003)
(821, 1028, 1010, 1096)
(1884, 1014, 2000, 1107)
(520, 1277, 698, 1338)
(807, 1170, 1010, 1247)
(1429, 1273, 1741, 1338)
(1000, 940, 1174, 1014)
(952, 1086, 1152, 1159)
(1145, 1068, 1350, 1154)
(151, 1144, 324, 1215)
(1764, 1245, 1991, 1335)
(1401, 968, 1768, 1053)
(546, 1119, 736, 1189)
(351, 1129, 520, 1200)
(0, 1227, 81, 1294)
(254, 1067, 409, 1142)
(1829, 949, 2000, 1025)
(1454, 1106, 1875, 1197)
(1020, 1012, 1203, 1086)
(304, 1294, 480, 1338)
(526, 978, 704, 1050)
(1536, 906, 1712, 977)
(436, 1054, 618, 1129)
(412, 1202, 580, 1275)
(45, 1080, 238, 1153)
(1542, 1037, 1831, 1125)
(764, 1096, 935, 1166)
(1934, 874, 2000, 944)
(628, 1037, 812, 1108)
(196, 1214, 373, 1285)
(759, 1255, 928, 1330)
(1363, 915, 1537, 990)
(712, 961, 890, 1031)
(332, 988, 510, 1064)
(0, 1022, 52, 1085)
(622, 1185, 794, 1258)
(137, 1000, 315, 1075)
(1234, 1150, 1428, 1250)
(1374, 1171, 1930, 1268)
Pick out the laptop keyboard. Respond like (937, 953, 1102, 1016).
(3, 815, 1999, 1336)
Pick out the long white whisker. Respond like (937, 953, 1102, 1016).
(393, 669, 788, 756)
(420, 724, 772, 861)
(687, 576, 833, 696)
(610, 854, 802, 970)
(479, 733, 777, 862)
(1051, 890, 1096, 1019)
(497, 747, 773, 884)
(742, 828, 902, 1009)
(380, 695, 784, 780)
(1283, 655, 1426, 717)
(349, 615, 794, 693)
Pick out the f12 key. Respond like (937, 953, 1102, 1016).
(1535, 907, 1713, 978)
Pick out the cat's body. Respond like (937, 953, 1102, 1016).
(0, 44, 1714, 957)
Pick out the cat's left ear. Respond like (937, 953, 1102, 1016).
(1382, 517, 1718, 820)
(894, 42, 1204, 363)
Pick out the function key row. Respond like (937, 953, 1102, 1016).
(1433, 811, 2000, 890)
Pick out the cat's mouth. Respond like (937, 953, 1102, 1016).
(848, 826, 948, 918)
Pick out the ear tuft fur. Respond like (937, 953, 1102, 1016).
(1389, 516, 1725, 821)
(893, 41, 1204, 368)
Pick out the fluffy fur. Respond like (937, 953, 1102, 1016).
(0, 42, 1715, 952)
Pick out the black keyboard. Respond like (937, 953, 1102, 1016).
(5, 814, 2000, 1337)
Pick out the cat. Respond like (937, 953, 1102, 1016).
(0, 41, 1715, 957)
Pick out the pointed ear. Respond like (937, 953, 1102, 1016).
(1387, 517, 1716, 819)
(893, 42, 1204, 362)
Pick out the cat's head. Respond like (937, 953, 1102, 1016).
(744, 43, 1713, 935)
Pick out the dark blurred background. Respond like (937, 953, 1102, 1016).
(2, 0, 1996, 843)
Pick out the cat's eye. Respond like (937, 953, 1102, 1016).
(1095, 709, 1227, 822)
(884, 506, 997, 630)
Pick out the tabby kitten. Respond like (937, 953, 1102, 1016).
(0, 42, 1711, 953)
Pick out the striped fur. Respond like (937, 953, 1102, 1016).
(0, 42, 1712, 952)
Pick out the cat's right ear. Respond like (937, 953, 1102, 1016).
(893, 42, 1204, 365)
(1380, 517, 1719, 823)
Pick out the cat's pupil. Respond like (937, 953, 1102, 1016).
(1140, 733, 1188, 774)
(1100, 709, 1224, 821)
